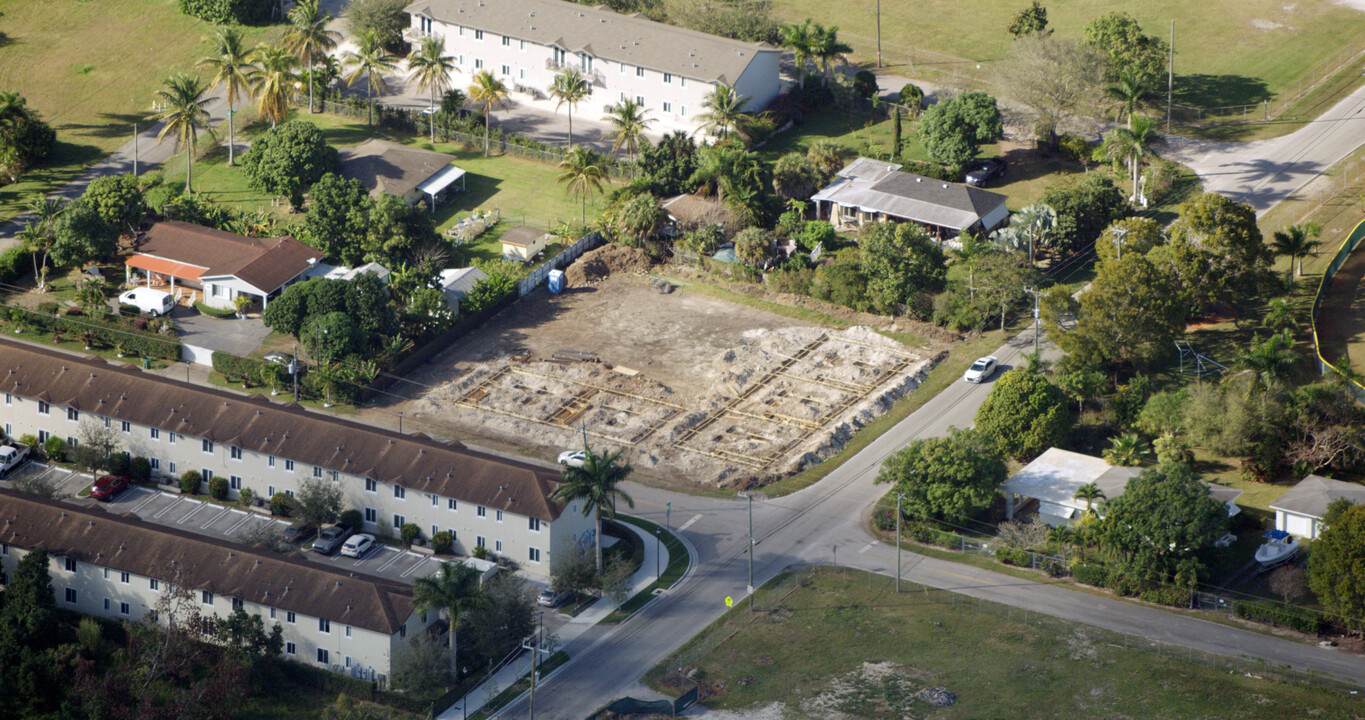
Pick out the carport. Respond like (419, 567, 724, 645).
(416, 165, 467, 210)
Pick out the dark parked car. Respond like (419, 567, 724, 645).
(965, 158, 1007, 187)
(312, 525, 353, 555)
(281, 524, 317, 545)
(90, 474, 131, 501)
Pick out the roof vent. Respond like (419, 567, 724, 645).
(60, 512, 66, 518)
(89, 520, 94, 527)
(90, 373, 95, 378)
(388, 439, 395, 445)
(255, 559, 261, 565)
(256, 410, 262, 415)
(336, 581, 342, 588)
(227, 551, 234, 558)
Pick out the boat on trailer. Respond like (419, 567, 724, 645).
(1254, 529, 1300, 568)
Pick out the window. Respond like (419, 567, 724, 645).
(394, 485, 406, 500)
(121, 421, 130, 433)
(229, 476, 241, 490)
(364, 507, 377, 523)
(313, 466, 323, 478)
(319, 618, 330, 634)
(393, 514, 406, 528)
(230, 446, 242, 460)
(150, 458, 160, 471)
(620, 62, 627, 75)
(285, 489, 295, 497)
(3, 393, 10, 405)
(287, 611, 296, 624)
(474, 29, 483, 40)
(285, 460, 295, 472)
(663, 101, 671, 113)
(496, 509, 503, 523)
(519, 39, 526, 51)
(554, 47, 566, 65)
(104, 568, 110, 579)
(419, 15, 432, 33)
(457, 54, 464, 65)
(201, 591, 214, 605)
(345, 625, 352, 638)
(582, 55, 593, 73)
(501, 64, 510, 76)
(519, 68, 526, 80)
(104, 598, 111, 611)
(399, 625, 407, 638)
(448, 529, 458, 542)
(680, 106, 687, 117)
(267, 485, 275, 497)
(38, 430, 48, 444)
(364, 478, 377, 493)
(168, 432, 177, 445)
(636, 66, 645, 77)
(430, 494, 438, 507)
(528, 517, 541, 532)
(268, 456, 276, 468)
(680, 77, 687, 88)
(201, 469, 213, 482)
(149, 578, 159, 591)
(477, 505, 486, 518)
(65, 588, 77, 603)
(345, 655, 352, 667)
(120, 571, 129, 584)
(1, 543, 7, 555)
(663, 73, 672, 84)
(286, 642, 297, 655)
(528, 547, 541, 563)
(328, 470, 339, 483)
(167, 462, 175, 475)
(66, 436, 77, 450)
(447, 498, 458, 511)
(65, 557, 77, 572)
(120, 602, 130, 616)
(150, 427, 159, 440)
(495, 540, 503, 553)
(502, 36, 511, 46)
(38, 401, 49, 415)
(211, 284, 225, 297)
(232, 598, 243, 611)
(269, 607, 276, 619)
(103, 416, 111, 428)
(636, 95, 644, 106)
(474, 58, 484, 69)
(476, 536, 486, 550)
(202, 439, 213, 454)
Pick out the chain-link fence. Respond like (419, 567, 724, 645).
(1311, 217, 1365, 400)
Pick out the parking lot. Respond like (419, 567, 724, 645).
(3, 462, 88, 498)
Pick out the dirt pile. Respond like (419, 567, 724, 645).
(564, 244, 653, 286)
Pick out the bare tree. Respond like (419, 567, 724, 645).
(1268, 565, 1309, 604)
(997, 34, 1103, 146)
(601, 555, 635, 605)
(997, 518, 1050, 550)
(390, 633, 451, 701)
(74, 419, 122, 475)
(296, 477, 343, 530)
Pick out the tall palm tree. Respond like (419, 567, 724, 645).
(412, 561, 485, 679)
(1271, 222, 1323, 280)
(549, 444, 634, 570)
(1073, 483, 1105, 515)
(341, 30, 399, 127)
(1102, 433, 1147, 467)
(809, 23, 852, 80)
(778, 19, 817, 85)
(468, 69, 509, 157)
(549, 67, 592, 149)
(1105, 72, 1149, 130)
(1102, 115, 1162, 203)
(148, 73, 214, 193)
(281, 0, 339, 113)
(602, 98, 653, 157)
(697, 85, 750, 141)
(557, 146, 607, 223)
(408, 36, 457, 142)
(248, 45, 299, 127)
(1238, 330, 1298, 390)
(196, 27, 256, 166)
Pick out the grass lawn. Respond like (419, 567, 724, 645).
(771, 0, 1365, 113)
(648, 567, 1358, 719)
(0, 0, 279, 222)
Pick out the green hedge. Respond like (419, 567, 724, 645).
(195, 301, 238, 319)
(177, 0, 273, 24)
(996, 547, 1032, 566)
(1071, 563, 1108, 587)
(17, 306, 180, 360)
(212, 352, 269, 383)
(0, 246, 33, 283)
(1139, 587, 1193, 608)
(1233, 600, 1326, 635)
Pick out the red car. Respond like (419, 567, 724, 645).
(91, 475, 131, 501)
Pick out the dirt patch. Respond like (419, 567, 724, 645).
(564, 244, 653, 287)
(801, 661, 950, 719)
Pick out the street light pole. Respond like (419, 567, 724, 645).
(876, 0, 883, 69)
(895, 493, 904, 594)
(398, 411, 404, 434)
(655, 527, 661, 580)
(747, 494, 754, 611)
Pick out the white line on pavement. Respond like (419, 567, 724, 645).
(375, 548, 405, 571)
(225, 512, 255, 535)
(199, 507, 230, 529)
(400, 558, 433, 578)
(677, 514, 703, 533)
(857, 540, 879, 554)
(129, 488, 159, 513)
(153, 496, 184, 519)
(178, 500, 208, 524)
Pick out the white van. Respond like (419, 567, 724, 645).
(118, 287, 175, 316)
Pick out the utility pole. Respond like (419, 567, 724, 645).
(895, 493, 904, 593)
(1110, 226, 1129, 261)
(1167, 19, 1174, 132)
(292, 343, 299, 403)
(747, 494, 754, 611)
(666, 501, 671, 531)
(1023, 288, 1042, 358)
(132, 124, 138, 176)
(520, 614, 553, 720)
(655, 527, 662, 580)
(876, 0, 883, 69)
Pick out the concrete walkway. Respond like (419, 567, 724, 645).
(438, 518, 671, 719)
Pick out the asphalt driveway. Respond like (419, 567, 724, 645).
(171, 306, 272, 357)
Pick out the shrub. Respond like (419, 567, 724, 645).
(43, 436, 67, 462)
(1233, 600, 1326, 634)
(400, 523, 421, 546)
(212, 353, 269, 385)
(129, 456, 152, 482)
(208, 476, 229, 500)
(1139, 587, 1192, 608)
(177, 0, 274, 24)
(431, 530, 454, 555)
(270, 492, 294, 517)
(872, 508, 897, 531)
(195, 302, 238, 319)
(1144, 159, 1181, 205)
(852, 70, 878, 99)
(1071, 563, 1108, 587)
(897, 84, 924, 116)
(238, 487, 256, 508)
(996, 547, 1031, 566)
(767, 266, 812, 295)
(795, 220, 836, 251)
(180, 470, 203, 495)
(472, 544, 489, 559)
(0, 246, 33, 283)
(338, 509, 364, 533)
(1057, 133, 1091, 165)
(896, 159, 962, 183)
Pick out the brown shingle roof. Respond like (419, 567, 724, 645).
(338, 139, 458, 200)
(132, 221, 322, 293)
(0, 340, 567, 522)
(0, 490, 415, 634)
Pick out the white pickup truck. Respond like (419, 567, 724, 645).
(0, 442, 31, 477)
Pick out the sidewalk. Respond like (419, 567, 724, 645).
(439, 518, 669, 719)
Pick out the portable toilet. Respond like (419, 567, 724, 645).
(547, 269, 565, 294)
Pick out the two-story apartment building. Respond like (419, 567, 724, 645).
(0, 490, 434, 680)
(403, 0, 782, 136)
(0, 340, 595, 582)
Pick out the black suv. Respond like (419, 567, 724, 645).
(281, 524, 317, 545)
(312, 525, 353, 555)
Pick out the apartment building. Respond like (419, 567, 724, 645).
(0, 490, 433, 680)
(404, 0, 782, 135)
(0, 340, 595, 582)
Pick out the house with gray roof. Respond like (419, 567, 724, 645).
(404, 0, 780, 135)
(811, 158, 1010, 239)
(1271, 474, 1365, 538)
(338, 139, 465, 207)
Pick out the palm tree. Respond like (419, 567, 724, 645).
(696, 85, 750, 141)
(1103, 433, 1147, 467)
(950, 231, 995, 300)
(549, 444, 635, 570)
(779, 19, 817, 85)
(196, 27, 256, 166)
(341, 30, 399, 128)
(412, 561, 485, 680)
(248, 45, 299, 127)
(602, 98, 653, 157)
(1238, 330, 1298, 390)
(408, 35, 457, 142)
(281, 0, 339, 113)
(1105, 72, 1149, 130)
(1262, 297, 1298, 333)
(1073, 483, 1105, 515)
(1271, 222, 1323, 280)
(148, 73, 214, 193)
(809, 23, 852, 80)
(1102, 115, 1162, 203)
(549, 67, 592, 149)
(468, 69, 509, 156)
(557, 146, 607, 223)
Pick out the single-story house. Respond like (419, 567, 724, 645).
(500, 226, 552, 262)
(438, 266, 489, 312)
(124, 221, 322, 310)
(661, 193, 739, 235)
(811, 158, 1010, 239)
(1271, 474, 1365, 539)
(338, 139, 465, 208)
(1002, 448, 1243, 527)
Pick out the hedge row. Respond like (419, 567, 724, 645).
(195, 302, 237, 319)
(0, 246, 33, 284)
(1139, 587, 1193, 608)
(1233, 600, 1326, 635)
(995, 547, 1032, 567)
(20, 308, 181, 360)
(212, 352, 271, 382)
(177, 0, 273, 24)
(1071, 562, 1108, 587)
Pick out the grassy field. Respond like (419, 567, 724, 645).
(0, 0, 279, 221)
(649, 567, 1359, 720)
(772, 0, 1365, 112)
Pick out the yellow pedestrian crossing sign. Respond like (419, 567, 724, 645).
(725, 596, 733, 607)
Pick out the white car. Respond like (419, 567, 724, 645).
(118, 287, 175, 316)
(963, 356, 998, 384)
(557, 450, 586, 468)
(339, 533, 375, 558)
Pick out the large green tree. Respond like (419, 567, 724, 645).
(239, 119, 340, 206)
(467, 69, 509, 156)
(549, 67, 592, 149)
(917, 91, 1003, 168)
(974, 368, 1071, 460)
(857, 221, 946, 316)
(1039, 174, 1130, 255)
(1048, 253, 1187, 370)
(0, 91, 56, 183)
(282, 0, 340, 114)
(1158, 192, 1269, 313)
(697, 85, 753, 142)
(342, 30, 400, 127)
(557, 146, 608, 223)
(1084, 12, 1169, 87)
(1007, 0, 1050, 37)
(302, 172, 372, 263)
(602, 98, 654, 157)
(197, 27, 256, 166)
(1098, 463, 1227, 582)
(875, 427, 1007, 520)
(1309, 503, 1365, 622)
(345, 0, 410, 51)
(148, 73, 214, 193)
(1095, 216, 1164, 263)
(80, 174, 145, 236)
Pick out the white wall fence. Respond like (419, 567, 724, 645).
(517, 232, 604, 297)
(181, 343, 214, 367)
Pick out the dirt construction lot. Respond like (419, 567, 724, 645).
(396, 274, 942, 487)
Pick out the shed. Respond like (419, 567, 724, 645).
(1271, 474, 1365, 539)
(438, 266, 489, 312)
(500, 226, 552, 262)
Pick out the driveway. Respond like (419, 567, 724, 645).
(171, 306, 272, 357)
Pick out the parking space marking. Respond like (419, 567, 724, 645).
(400, 557, 435, 578)
(128, 487, 159, 512)
(178, 500, 209, 525)
(198, 506, 230, 529)
(225, 511, 255, 536)
(154, 497, 185, 519)
(375, 547, 406, 571)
